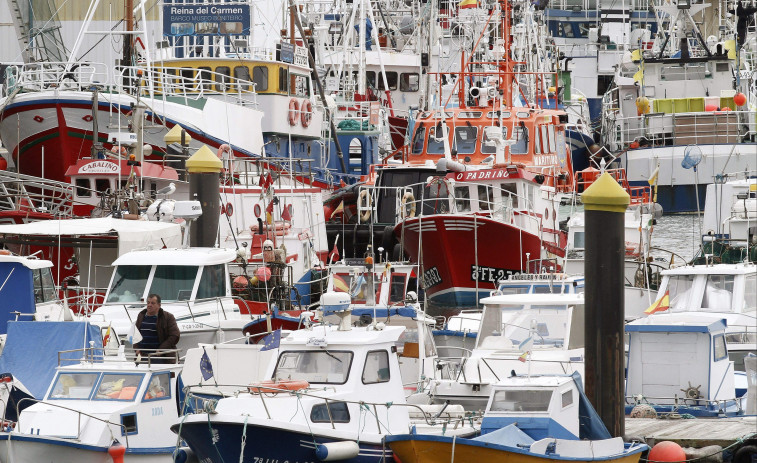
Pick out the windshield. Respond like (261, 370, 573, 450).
(149, 265, 198, 301)
(48, 372, 99, 400)
(477, 305, 571, 350)
(667, 275, 696, 311)
(34, 268, 57, 303)
(701, 274, 734, 311)
(489, 388, 553, 412)
(273, 350, 353, 384)
(94, 373, 145, 401)
(107, 266, 151, 303)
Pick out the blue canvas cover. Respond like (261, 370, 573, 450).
(0, 262, 36, 334)
(472, 423, 535, 447)
(572, 371, 612, 440)
(0, 321, 103, 398)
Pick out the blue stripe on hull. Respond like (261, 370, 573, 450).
(176, 421, 391, 463)
(628, 181, 707, 213)
(428, 288, 491, 308)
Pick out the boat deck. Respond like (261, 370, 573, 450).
(625, 417, 757, 447)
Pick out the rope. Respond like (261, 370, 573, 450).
(239, 416, 248, 463)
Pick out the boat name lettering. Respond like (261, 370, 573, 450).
(306, 337, 327, 347)
(455, 170, 509, 181)
(78, 161, 119, 174)
(471, 265, 515, 283)
(254, 457, 307, 463)
(152, 406, 163, 416)
(421, 267, 442, 289)
(181, 323, 204, 330)
(169, 6, 244, 15)
(534, 155, 558, 166)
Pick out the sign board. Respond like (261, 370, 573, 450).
(163, 3, 250, 37)
(78, 161, 120, 175)
(278, 42, 295, 64)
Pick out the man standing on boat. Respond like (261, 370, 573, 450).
(135, 294, 180, 362)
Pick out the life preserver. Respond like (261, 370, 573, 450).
(288, 99, 299, 126)
(401, 192, 416, 219)
(301, 99, 312, 127)
(249, 379, 309, 394)
(359, 190, 372, 223)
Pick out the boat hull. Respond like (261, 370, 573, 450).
(174, 420, 392, 463)
(0, 433, 173, 463)
(395, 215, 543, 307)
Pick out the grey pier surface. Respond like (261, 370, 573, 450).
(625, 417, 757, 447)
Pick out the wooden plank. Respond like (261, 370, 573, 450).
(625, 417, 757, 447)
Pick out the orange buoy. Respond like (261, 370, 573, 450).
(733, 92, 746, 106)
(0, 157, 7, 170)
(648, 441, 686, 463)
(108, 442, 127, 463)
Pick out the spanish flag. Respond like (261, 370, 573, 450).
(459, 0, 477, 8)
(518, 351, 529, 363)
(647, 165, 660, 186)
(644, 291, 670, 314)
(103, 324, 112, 346)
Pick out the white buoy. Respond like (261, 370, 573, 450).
(315, 441, 360, 461)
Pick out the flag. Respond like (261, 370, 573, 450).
(259, 172, 267, 188)
(329, 243, 340, 264)
(265, 173, 273, 189)
(518, 336, 533, 353)
(339, 179, 347, 189)
(266, 200, 274, 213)
(281, 204, 291, 221)
(333, 200, 345, 216)
(644, 290, 670, 314)
(518, 351, 528, 363)
(350, 275, 366, 298)
(127, 323, 143, 345)
(200, 348, 214, 381)
(459, 0, 477, 8)
(103, 324, 112, 346)
(261, 329, 281, 351)
(332, 274, 349, 292)
(647, 165, 660, 186)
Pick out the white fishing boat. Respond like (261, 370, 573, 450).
(0, 346, 183, 462)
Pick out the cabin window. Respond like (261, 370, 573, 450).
(390, 273, 406, 303)
(490, 389, 553, 412)
(477, 305, 569, 349)
(75, 178, 91, 197)
(511, 124, 528, 155)
(333, 272, 380, 303)
(49, 372, 99, 400)
(310, 401, 350, 423)
(713, 334, 728, 361)
(94, 373, 145, 401)
(427, 123, 446, 154)
(196, 67, 212, 91)
(33, 268, 57, 303)
(365, 71, 376, 89)
(107, 265, 151, 303)
(149, 265, 198, 301)
(454, 186, 471, 212)
(274, 350, 353, 384)
(253, 66, 268, 91)
(411, 126, 426, 154)
(481, 126, 507, 154)
(534, 126, 542, 154)
(291, 74, 310, 97)
(362, 350, 390, 384)
(454, 126, 478, 154)
(540, 125, 549, 153)
(121, 413, 138, 435)
(668, 275, 696, 311)
(702, 274, 734, 311)
(572, 231, 585, 249)
(561, 390, 574, 408)
(556, 129, 567, 165)
(215, 66, 231, 91)
(487, 111, 511, 119)
(234, 66, 250, 91)
(143, 373, 171, 401)
(278, 67, 289, 93)
(377, 72, 398, 91)
(458, 111, 483, 119)
(400, 73, 419, 92)
(548, 125, 557, 153)
(196, 264, 226, 299)
(478, 185, 493, 210)
(745, 275, 756, 311)
(422, 180, 450, 215)
(95, 178, 111, 195)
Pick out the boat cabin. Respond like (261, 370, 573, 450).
(327, 260, 417, 307)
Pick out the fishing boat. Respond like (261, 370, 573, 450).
(0, 346, 183, 462)
(171, 293, 477, 463)
(387, 373, 647, 463)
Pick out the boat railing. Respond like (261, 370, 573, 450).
(56, 346, 180, 366)
(222, 156, 317, 188)
(604, 110, 754, 151)
(333, 99, 377, 128)
(2, 62, 112, 96)
(625, 394, 743, 413)
(63, 286, 107, 316)
(114, 65, 259, 108)
(10, 397, 131, 447)
(0, 171, 76, 217)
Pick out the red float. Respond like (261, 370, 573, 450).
(733, 92, 747, 106)
(648, 441, 686, 463)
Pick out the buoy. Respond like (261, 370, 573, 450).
(108, 442, 126, 463)
(0, 157, 7, 171)
(648, 441, 686, 463)
(233, 275, 249, 288)
(705, 104, 718, 112)
(256, 266, 272, 282)
(315, 441, 360, 461)
(173, 447, 196, 463)
(733, 92, 747, 107)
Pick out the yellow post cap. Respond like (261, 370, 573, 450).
(186, 145, 223, 173)
(581, 172, 630, 213)
(164, 124, 192, 145)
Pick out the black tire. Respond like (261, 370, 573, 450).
(381, 225, 396, 256)
(734, 445, 757, 463)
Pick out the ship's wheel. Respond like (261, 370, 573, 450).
(680, 381, 702, 399)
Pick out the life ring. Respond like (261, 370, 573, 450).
(359, 190, 372, 223)
(288, 99, 300, 126)
(301, 99, 312, 127)
(401, 192, 416, 219)
(249, 379, 309, 394)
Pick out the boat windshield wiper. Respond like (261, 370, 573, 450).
(324, 350, 343, 363)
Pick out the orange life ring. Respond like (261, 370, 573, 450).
(249, 379, 309, 394)
(301, 99, 313, 127)
(288, 99, 300, 126)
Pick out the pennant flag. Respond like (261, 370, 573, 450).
(339, 179, 347, 189)
(518, 336, 534, 353)
(259, 172, 267, 188)
(333, 200, 345, 216)
(200, 348, 214, 380)
(281, 204, 292, 221)
(329, 243, 340, 264)
(644, 290, 670, 314)
(261, 329, 281, 351)
(266, 200, 274, 213)
(266, 173, 274, 189)
(103, 324, 112, 346)
(459, 0, 477, 8)
(647, 165, 660, 186)
(127, 323, 143, 345)
(518, 351, 528, 363)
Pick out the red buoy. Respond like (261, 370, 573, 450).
(108, 442, 126, 463)
(733, 92, 747, 107)
(649, 441, 686, 463)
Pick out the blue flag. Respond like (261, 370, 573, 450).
(260, 329, 281, 351)
(200, 348, 213, 381)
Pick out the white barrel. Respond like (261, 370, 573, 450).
(315, 441, 360, 461)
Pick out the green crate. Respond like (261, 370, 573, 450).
(720, 97, 735, 110)
(673, 98, 689, 113)
(653, 99, 673, 114)
(688, 97, 705, 112)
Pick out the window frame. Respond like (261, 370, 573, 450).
(362, 349, 391, 384)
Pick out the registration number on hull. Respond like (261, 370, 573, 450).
(471, 265, 515, 283)
(421, 267, 443, 289)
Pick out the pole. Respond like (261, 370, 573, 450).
(186, 145, 222, 247)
